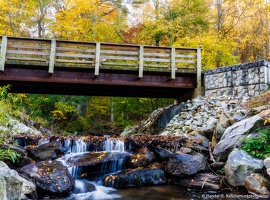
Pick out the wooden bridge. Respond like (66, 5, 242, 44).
(0, 36, 202, 98)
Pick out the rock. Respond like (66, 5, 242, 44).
(0, 144, 31, 169)
(246, 105, 270, 116)
(130, 147, 156, 167)
(179, 147, 192, 154)
(244, 173, 270, 195)
(8, 119, 42, 136)
(264, 157, 270, 176)
(165, 152, 206, 177)
(19, 160, 75, 197)
(213, 115, 264, 159)
(103, 167, 166, 187)
(0, 161, 36, 200)
(225, 149, 264, 187)
(210, 162, 225, 170)
(65, 151, 130, 178)
(27, 141, 65, 161)
(73, 180, 96, 194)
(153, 147, 172, 161)
(172, 173, 223, 190)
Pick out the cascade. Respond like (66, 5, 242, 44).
(59, 137, 126, 199)
(103, 138, 125, 152)
(37, 137, 50, 146)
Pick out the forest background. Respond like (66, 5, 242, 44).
(0, 0, 269, 135)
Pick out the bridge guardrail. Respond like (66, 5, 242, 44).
(0, 36, 202, 81)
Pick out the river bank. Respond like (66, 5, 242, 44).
(0, 91, 270, 199)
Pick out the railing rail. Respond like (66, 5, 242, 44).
(0, 36, 202, 80)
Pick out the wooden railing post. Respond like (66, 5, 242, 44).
(171, 47, 176, 79)
(95, 43, 101, 76)
(0, 36, 7, 72)
(49, 39, 56, 74)
(139, 45, 144, 78)
(195, 45, 202, 96)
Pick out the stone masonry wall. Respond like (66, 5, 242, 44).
(205, 60, 270, 97)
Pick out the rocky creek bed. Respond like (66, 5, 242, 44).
(0, 94, 270, 199)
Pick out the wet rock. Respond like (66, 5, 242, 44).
(244, 173, 270, 195)
(225, 149, 263, 187)
(130, 147, 156, 167)
(0, 161, 36, 200)
(264, 157, 270, 176)
(0, 144, 31, 169)
(103, 167, 166, 187)
(165, 152, 206, 177)
(172, 173, 222, 190)
(153, 147, 172, 161)
(65, 151, 130, 178)
(213, 115, 264, 160)
(179, 147, 192, 154)
(27, 141, 65, 161)
(19, 160, 75, 197)
(73, 180, 96, 194)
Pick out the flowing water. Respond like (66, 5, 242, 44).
(40, 137, 253, 200)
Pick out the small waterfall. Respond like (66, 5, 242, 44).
(103, 138, 125, 152)
(38, 137, 50, 146)
(60, 137, 126, 199)
(64, 138, 88, 154)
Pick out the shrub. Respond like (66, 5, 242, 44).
(241, 127, 270, 159)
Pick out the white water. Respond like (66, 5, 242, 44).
(60, 138, 125, 200)
(103, 138, 125, 152)
(38, 137, 50, 146)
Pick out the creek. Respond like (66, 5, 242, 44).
(34, 137, 246, 200)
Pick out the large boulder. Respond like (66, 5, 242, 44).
(0, 161, 36, 200)
(130, 147, 156, 167)
(244, 173, 270, 196)
(213, 115, 264, 160)
(264, 157, 270, 176)
(64, 151, 130, 178)
(172, 173, 223, 190)
(27, 140, 64, 161)
(212, 113, 231, 146)
(0, 144, 31, 169)
(225, 148, 264, 187)
(19, 160, 75, 198)
(165, 152, 206, 177)
(103, 167, 166, 187)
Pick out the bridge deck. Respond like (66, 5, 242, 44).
(0, 36, 202, 98)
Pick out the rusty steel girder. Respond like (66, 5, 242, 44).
(0, 64, 197, 98)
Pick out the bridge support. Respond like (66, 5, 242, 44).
(0, 36, 7, 72)
(194, 46, 202, 97)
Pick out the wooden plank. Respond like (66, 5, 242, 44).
(175, 60, 197, 64)
(101, 44, 139, 51)
(0, 36, 7, 71)
(6, 56, 47, 62)
(139, 45, 144, 78)
(56, 47, 96, 53)
(171, 47, 176, 79)
(100, 50, 139, 56)
(144, 52, 170, 57)
(55, 59, 94, 64)
(176, 66, 196, 70)
(49, 39, 56, 74)
(101, 62, 138, 67)
(6, 50, 49, 56)
(95, 43, 100, 76)
(100, 55, 138, 61)
(144, 64, 170, 68)
(176, 48, 197, 53)
(8, 38, 49, 45)
(143, 58, 170, 62)
(176, 54, 197, 58)
(55, 52, 95, 59)
(7, 44, 51, 50)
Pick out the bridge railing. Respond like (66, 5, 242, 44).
(0, 36, 202, 80)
